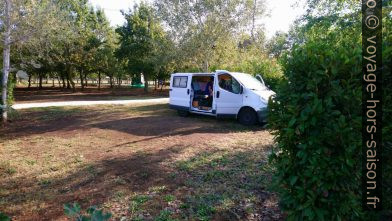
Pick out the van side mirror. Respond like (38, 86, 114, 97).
(240, 86, 244, 94)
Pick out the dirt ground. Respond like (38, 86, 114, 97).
(0, 102, 281, 220)
(13, 86, 169, 103)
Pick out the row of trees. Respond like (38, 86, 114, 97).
(11, 0, 118, 90)
(1, 0, 118, 121)
(1, 0, 285, 122)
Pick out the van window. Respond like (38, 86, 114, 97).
(218, 74, 241, 94)
(173, 76, 188, 88)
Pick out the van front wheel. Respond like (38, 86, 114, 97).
(177, 110, 189, 117)
(238, 108, 257, 125)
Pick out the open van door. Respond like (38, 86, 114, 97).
(169, 74, 191, 111)
(255, 74, 265, 85)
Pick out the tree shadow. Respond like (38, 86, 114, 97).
(1, 103, 264, 141)
(0, 142, 281, 220)
(0, 144, 184, 220)
(170, 147, 282, 220)
(14, 87, 169, 103)
(0, 103, 273, 220)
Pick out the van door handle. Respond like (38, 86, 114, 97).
(216, 91, 220, 98)
(187, 89, 190, 95)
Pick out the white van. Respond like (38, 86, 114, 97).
(169, 70, 275, 125)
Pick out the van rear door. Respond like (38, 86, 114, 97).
(169, 74, 191, 110)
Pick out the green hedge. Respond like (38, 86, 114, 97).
(382, 7, 392, 217)
(268, 27, 364, 220)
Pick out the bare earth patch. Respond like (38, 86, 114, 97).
(0, 103, 282, 221)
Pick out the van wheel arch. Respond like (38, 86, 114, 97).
(237, 106, 258, 125)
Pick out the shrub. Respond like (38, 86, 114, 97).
(268, 26, 364, 220)
(214, 50, 285, 91)
(382, 5, 392, 217)
(0, 212, 10, 221)
(64, 203, 111, 221)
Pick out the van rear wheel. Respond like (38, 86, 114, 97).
(238, 108, 257, 125)
(177, 110, 189, 117)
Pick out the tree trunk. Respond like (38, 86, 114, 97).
(79, 69, 84, 90)
(67, 66, 75, 92)
(144, 76, 149, 93)
(28, 74, 32, 88)
(61, 75, 66, 88)
(52, 77, 55, 87)
(39, 74, 43, 89)
(98, 71, 101, 90)
(1, 0, 11, 123)
(251, 0, 256, 42)
(84, 73, 88, 87)
(109, 76, 113, 88)
(203, 59, 209, 72)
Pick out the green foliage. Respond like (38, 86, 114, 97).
(154, 210, 178, 221)
(269, 1, 392, 219)
(202, 36, 284, 90)
(116, 2, 172, 91)
(266, 31, 290, 58)
(64, 203, 111, 221)
(0, 212, 10, 221)
(268, 20, 364, 220)
(382, 1, 392, 215)
(155, 0, 266, 72)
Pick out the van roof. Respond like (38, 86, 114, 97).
(171, 71, 251, 77)
(172, 72, 212, 75)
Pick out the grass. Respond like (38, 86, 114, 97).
(0, 102, 281, 220)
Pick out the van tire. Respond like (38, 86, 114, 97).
(177, 110, 189, 117)
(238, 108, 257, 125)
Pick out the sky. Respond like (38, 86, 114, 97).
(88, 0, 306, 39)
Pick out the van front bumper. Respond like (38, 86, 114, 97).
(257, 107, 268, 123)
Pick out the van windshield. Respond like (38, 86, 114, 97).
(234, 73, 267, 90)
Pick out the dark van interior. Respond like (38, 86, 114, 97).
(191, 76, 214, 111)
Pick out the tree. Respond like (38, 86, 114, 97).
(116, 3, 171, 92)
(1, 0, 12, 123)
(155, 0, 266, 72)
(1, 0, 61, 123)
(266, 31, 290, 58)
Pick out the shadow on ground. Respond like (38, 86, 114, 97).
(0, 103, 278, 220)
(1, 144, 280, 220)
(1, 104, 262, 140)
